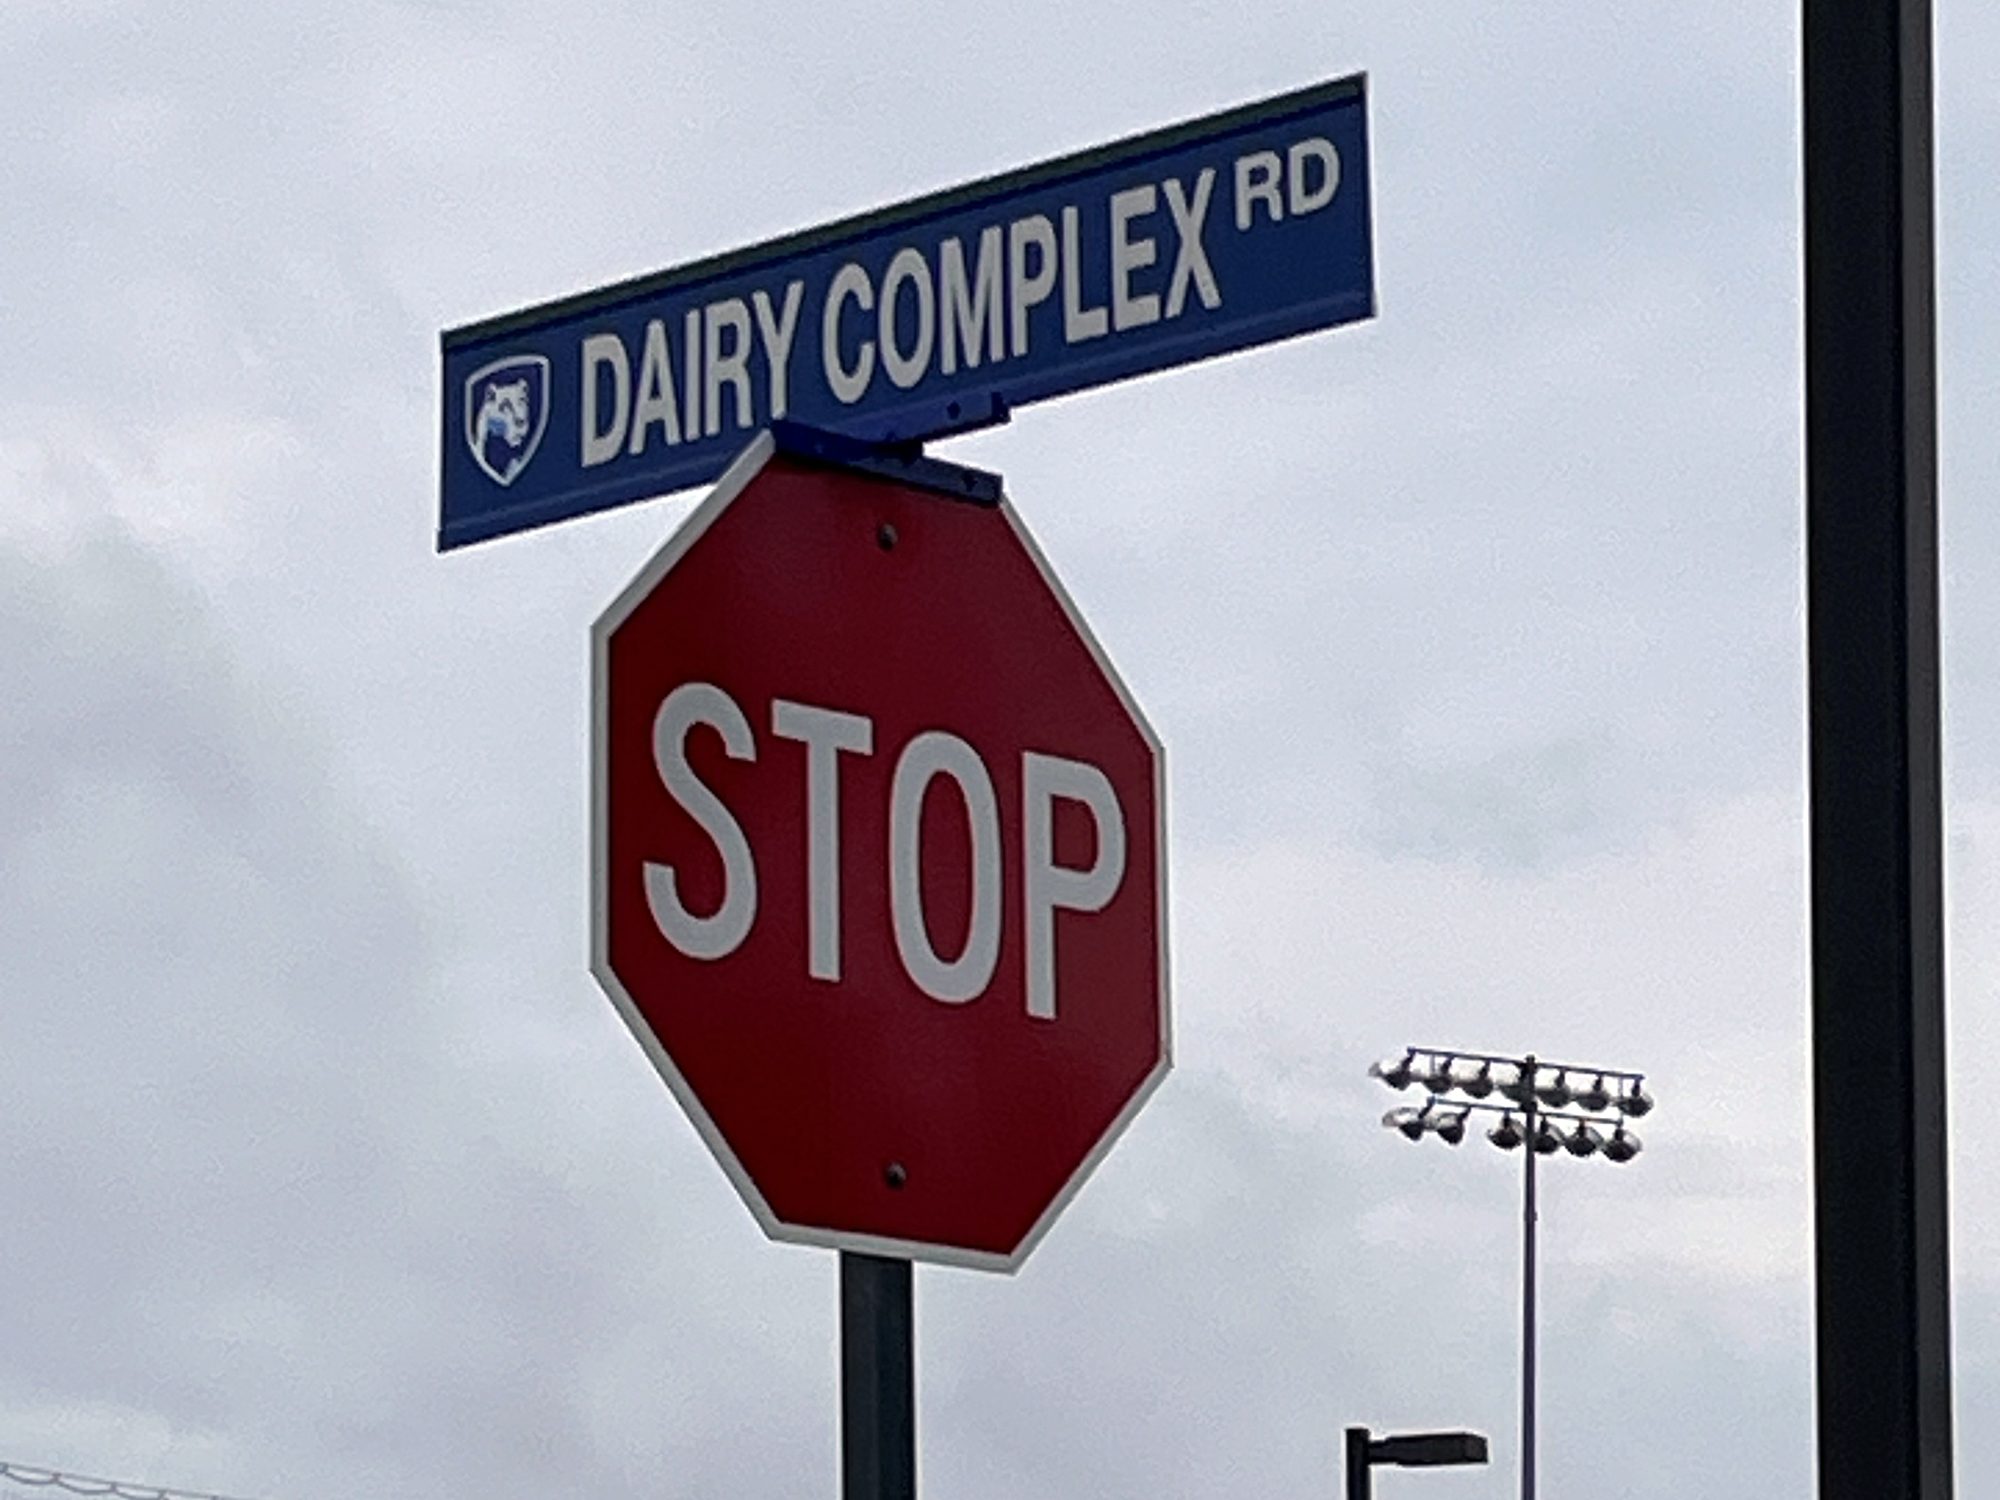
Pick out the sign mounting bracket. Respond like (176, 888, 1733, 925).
(770, 420, 1004, 507)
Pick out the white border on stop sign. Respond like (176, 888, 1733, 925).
(588, 429, 1171, 1274)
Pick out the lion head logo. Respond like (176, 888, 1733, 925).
(463, 354, 550, 486)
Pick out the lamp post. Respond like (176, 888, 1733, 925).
(1344, 1427, 1489, 1500)
(1368, 1047, 1653, 1500)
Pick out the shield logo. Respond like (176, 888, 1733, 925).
(464, 354, 551, 487)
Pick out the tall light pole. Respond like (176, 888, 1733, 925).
(1369, 1047, 1653, 1500)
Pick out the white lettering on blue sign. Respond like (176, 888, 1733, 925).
(441, 76, 1374, 549)
(565, 146, 1338, 459)
(940, 227, 1004, 374)
(586, 282, 809, 458)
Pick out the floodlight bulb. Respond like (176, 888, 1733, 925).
(1619, 1082, 1655, 1118)
(1370, 1054, 1417, 1091)
(1563, 1121, 1603, 1158)
(1535, 1070, 1575, 1109)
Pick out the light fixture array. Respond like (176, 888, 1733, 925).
(1370, 1047, 1650, 1163)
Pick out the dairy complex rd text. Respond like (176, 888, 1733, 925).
(439, 76, 1373, 549)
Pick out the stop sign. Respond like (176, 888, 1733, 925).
(590, 432, 1168, 1271)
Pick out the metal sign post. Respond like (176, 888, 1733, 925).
(1803, 2, 1952, 1497)
(841, 1253, 914, 1500)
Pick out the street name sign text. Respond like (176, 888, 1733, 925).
(441, 75, 1372, 549)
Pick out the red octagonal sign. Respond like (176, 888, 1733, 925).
(591, 433, 1169, 1271)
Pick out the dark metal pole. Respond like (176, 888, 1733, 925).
(1520, 1061, 1538, 1500)
(841, 1252, 915, 1500)
(1803, 3, 1952, 1499)
(1345, 1427, 1374, 1500)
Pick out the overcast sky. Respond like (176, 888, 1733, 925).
(4, 4, 2000, 1499)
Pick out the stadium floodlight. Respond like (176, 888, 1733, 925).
(1367, 1047, 1654, 1500)
(1534, 1070, 1574, 1109)
(1562, 1121, 1604, 1158)
(1370, 1052, 1418, 1091)
(1462, 1061, 1497, 1100)
(1603, 1126, 1643, 1164)
(1382, 1105, 1427, 1138)
(1421, 1054, 1459, 1094)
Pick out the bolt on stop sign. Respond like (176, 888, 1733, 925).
(591, 432, 1168, 1271)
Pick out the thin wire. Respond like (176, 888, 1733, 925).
(0, 1459, 270, 1500)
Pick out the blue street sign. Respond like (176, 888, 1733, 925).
(439, 75, 1373, 550)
